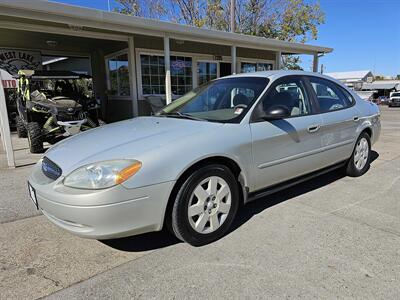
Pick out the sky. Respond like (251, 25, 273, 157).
(53, 0, 400, 76)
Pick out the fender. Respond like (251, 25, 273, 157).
(175, 152, 251, 190)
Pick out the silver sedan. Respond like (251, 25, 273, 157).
(28, 71, 381, 246)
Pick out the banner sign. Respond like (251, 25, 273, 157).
(0, 69, 17, 89)
(0, 49, 42, 75)
(1, 79, 16, 89)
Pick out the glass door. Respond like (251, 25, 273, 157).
(197, 61, 218, 86)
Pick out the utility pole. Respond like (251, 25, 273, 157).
(230, 0, 235, 32)
(107, 0, 111, 12)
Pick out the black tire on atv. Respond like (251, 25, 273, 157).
(16, 116, 27, 138)
(27, 122, 44, 153)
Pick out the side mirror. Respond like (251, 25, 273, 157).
(262, 105, 290, 120)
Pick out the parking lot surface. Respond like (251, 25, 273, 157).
(1, 106, 399, 299)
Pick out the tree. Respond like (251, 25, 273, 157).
(114, 0, 325, 69)
(114, 0, 166, 18)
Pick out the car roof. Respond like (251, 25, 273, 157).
(220, 70, 348, 89)
(222, 70, 336, 81)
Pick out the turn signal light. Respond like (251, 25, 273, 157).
(116, 161, 142, 184)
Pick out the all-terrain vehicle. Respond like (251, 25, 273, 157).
(15, 70, 100, 153)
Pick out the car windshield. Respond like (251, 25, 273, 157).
(157, 77, 269, 123)
(392, 93, 400, 97)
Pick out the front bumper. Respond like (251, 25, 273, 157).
(28, 161, 175, 239)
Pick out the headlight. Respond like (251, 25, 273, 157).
(63, 160, 142, 189)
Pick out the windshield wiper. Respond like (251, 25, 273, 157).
(159, 112, 207, 122)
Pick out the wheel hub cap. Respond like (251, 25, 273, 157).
(188, 176, 232, 234)
(354, 137, 369, 170)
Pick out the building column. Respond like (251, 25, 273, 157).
(275, 51, 282, 70)
(128, 36, 139, 117)
(164, 36, 172, 104)
(312, 53, 319, 72)
(0, 79, 15, 168)
(231, 46, 237, 74)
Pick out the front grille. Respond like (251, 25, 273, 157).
(42, 157, 62, 180)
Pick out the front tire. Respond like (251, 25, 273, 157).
(27, 122, 44, 153)
(171, 164, 239, 246)
(346, 132, 371, 177)
(16, 116, 27, 138)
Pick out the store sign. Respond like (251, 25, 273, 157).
(213, 55, 223, 61)
(0, 49, 42, 75)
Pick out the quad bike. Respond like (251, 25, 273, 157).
(15, 70, 101, 153)
(5, 88, 18, 131)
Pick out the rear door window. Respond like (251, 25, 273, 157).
(309, 77, 352, 112)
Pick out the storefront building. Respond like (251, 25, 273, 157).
(0, 0, 332, 122)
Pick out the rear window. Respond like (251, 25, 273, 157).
(392, 92, 400, 97)
(338, 86, 355, 106)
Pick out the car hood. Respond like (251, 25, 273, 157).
(45, 116, 223, 174)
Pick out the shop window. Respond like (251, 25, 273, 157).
(197, 62, 217, 86)
(140, 54, 193, 96)
(107, 53, 130, 96)
(241, 62, 273, 73)
(141, 54, 165, 95)
(171, 56, 192, 95)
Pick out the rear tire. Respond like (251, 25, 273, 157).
(16, 116, 27, 138)
(346, 132, 371, 177)
(170, 164, 239, 246)
(27, 122, 44, 153)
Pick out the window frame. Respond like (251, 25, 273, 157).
(305, 76, 356, 114)
(250, 75, 317, 123)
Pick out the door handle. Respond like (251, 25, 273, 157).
(307, 124, 321, 133)
(353, 116, 360, 122)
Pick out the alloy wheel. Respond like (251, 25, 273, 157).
(354, 137, 369, 170)
(187, 176, 232, 234)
